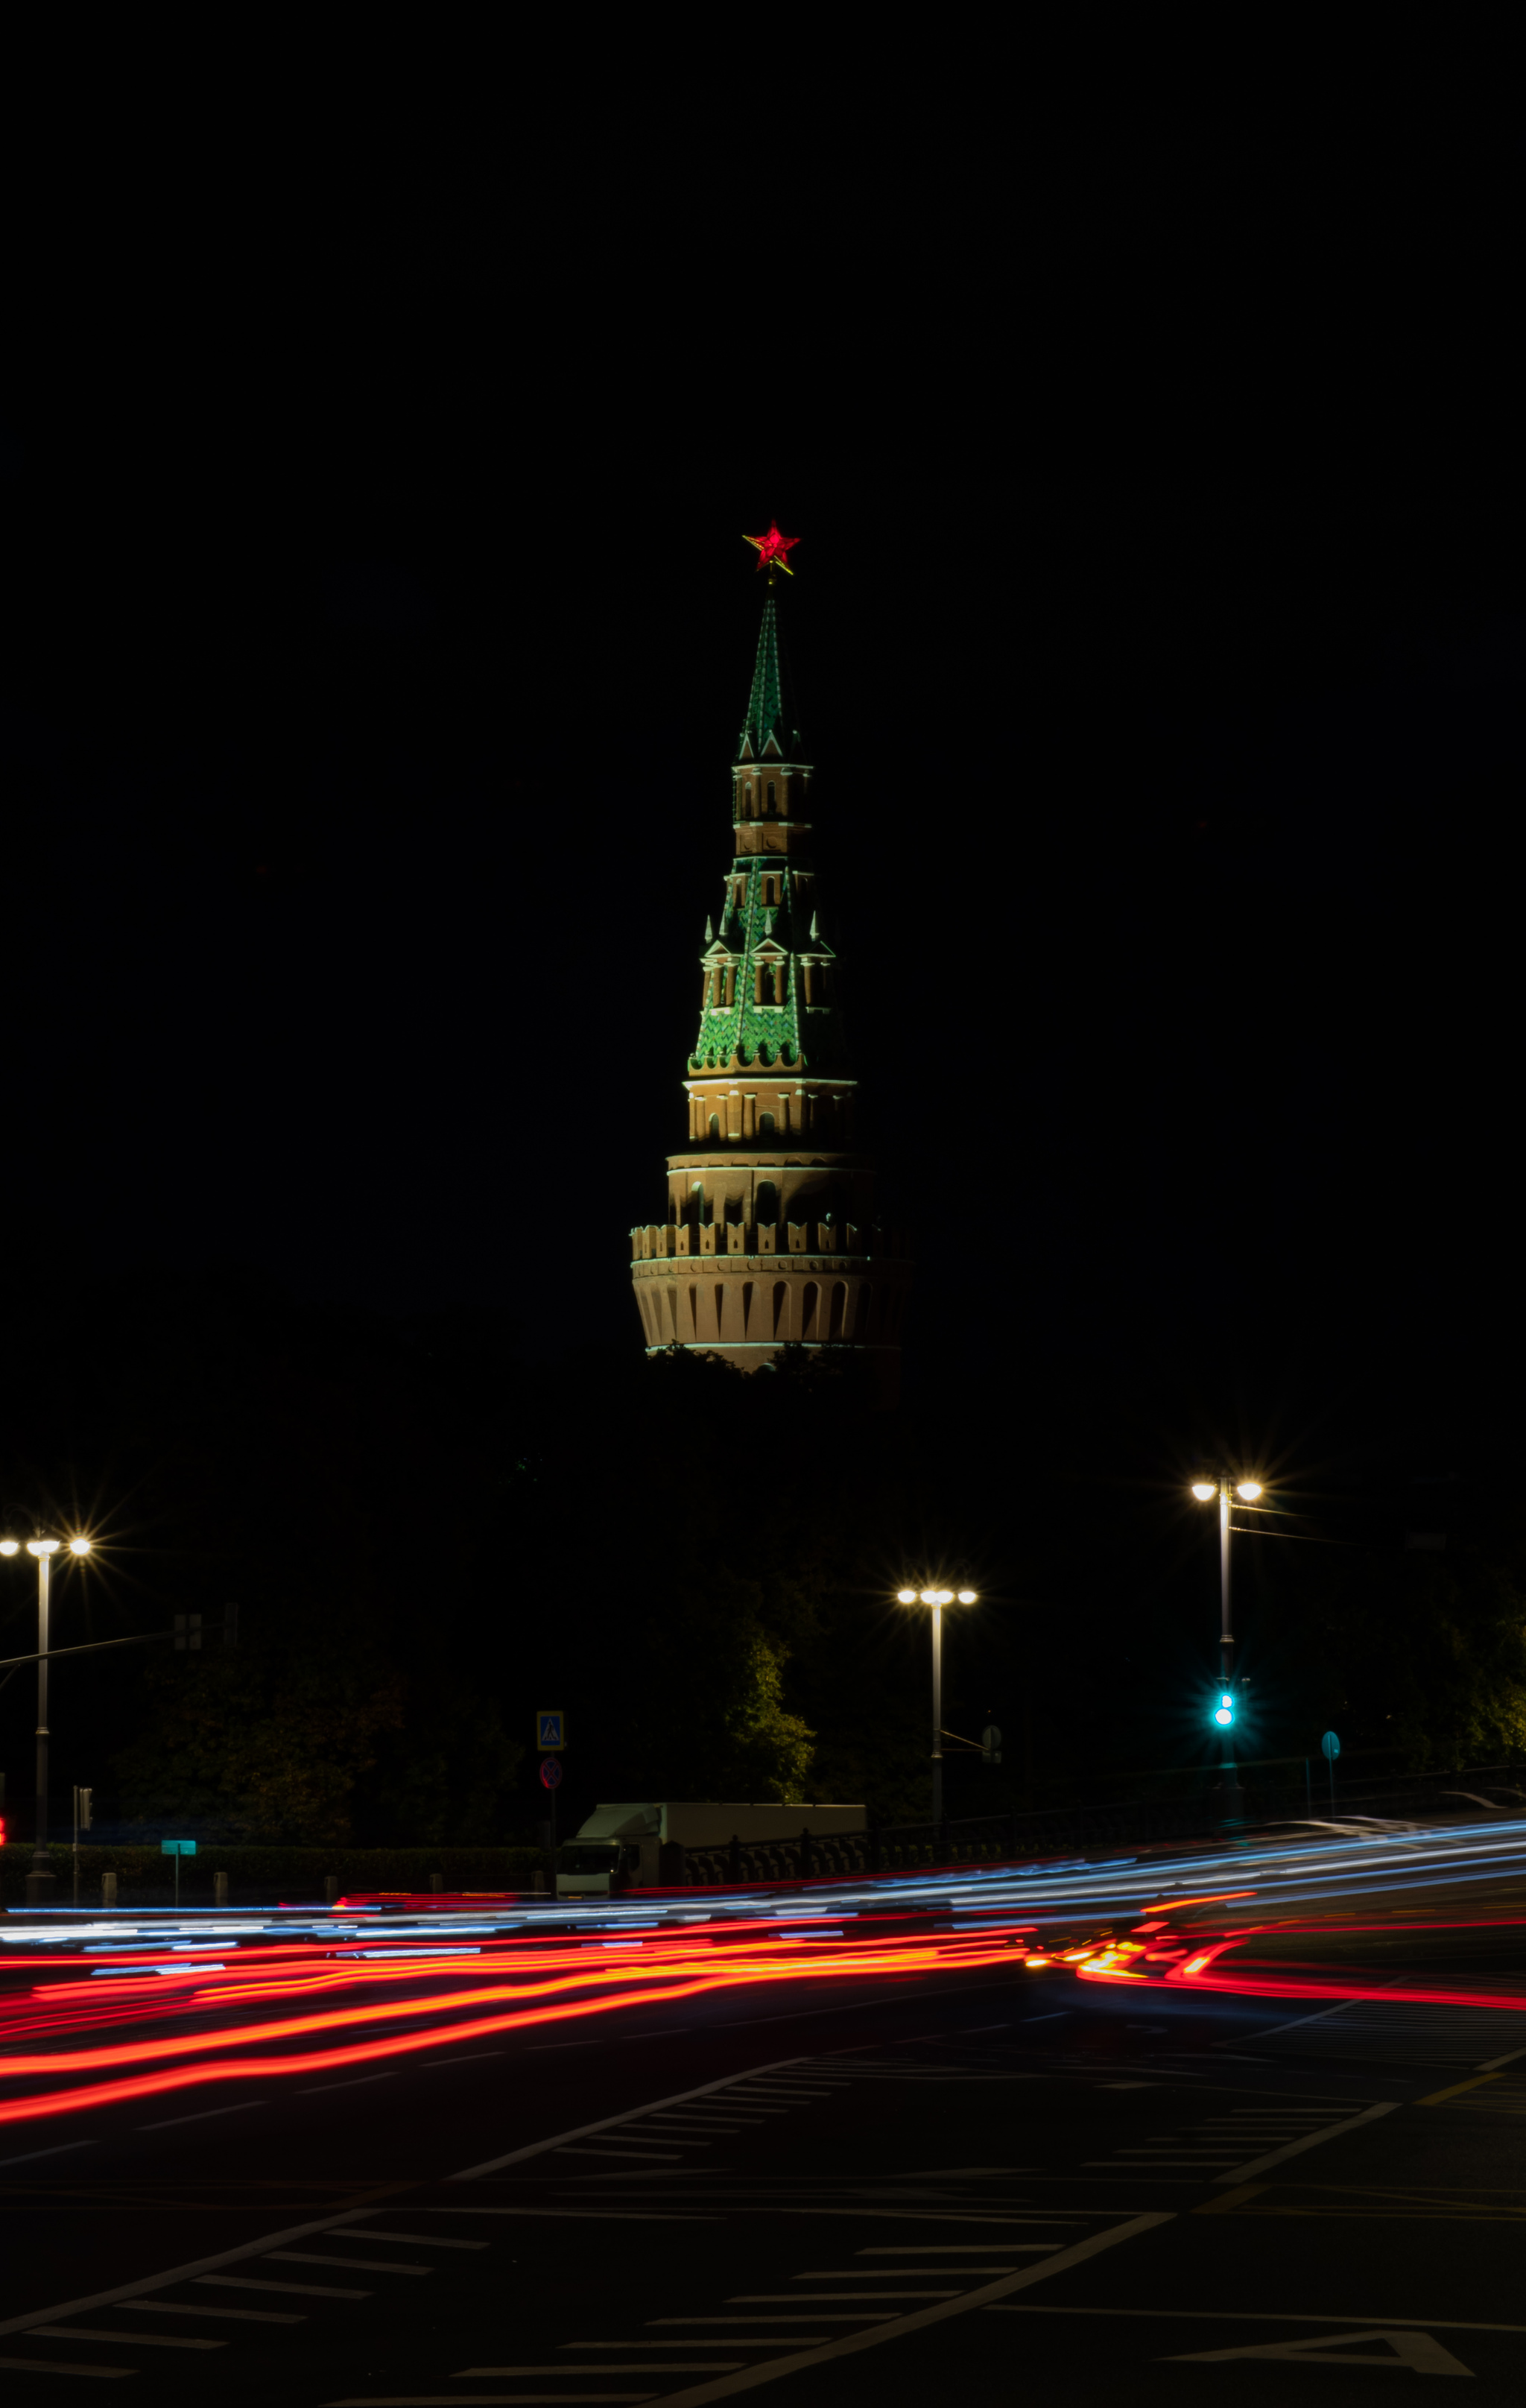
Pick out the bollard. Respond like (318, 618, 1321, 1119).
(103, 1870, 118, 1908)
(431, 1871, 443, 1894)
(533, 1868, 547, 1894)
(214, 1871, 229, 1907)
(324, 1874, 340, 1906)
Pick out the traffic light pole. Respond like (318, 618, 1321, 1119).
(1218, 1477, 1241, 1816)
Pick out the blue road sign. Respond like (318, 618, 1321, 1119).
(537, 1710, 566, 1751)
(539, 1757, 563, 1790)
(160, 1839, 197, 1856)
(1321, 1731, 1340, 1760)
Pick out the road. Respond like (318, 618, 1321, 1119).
(4, 1821, 1526, 2402)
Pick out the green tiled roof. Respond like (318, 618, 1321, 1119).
(688, 862, 849, 1075)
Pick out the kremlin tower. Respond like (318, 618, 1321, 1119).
(629, 530, 912, 1400)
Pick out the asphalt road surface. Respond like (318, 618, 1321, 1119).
(5, 1842, 1526, 2403)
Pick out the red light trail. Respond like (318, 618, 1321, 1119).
(0, 1918, 1039, 2135)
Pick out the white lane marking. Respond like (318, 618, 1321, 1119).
(125, 2302, 305, 2323)
(428, 2207, 718, 2221)
(343, 2230, 488, 2249)
(1477, 2042, 1526, 2072)
(449, 2054, 815, 2179)
(1165, 2328, 1474, 2372)
(196, 2275, 371, 2298)
(0, 2140, 98, 2170)
(418, 2052, 506, 2067)
(0, 2355, 138, 2377)
(297, 2073, 399, 2096)
(856, 2243, 1084, 2251)
(555, 2146, 687, 2161)
(729, 2292, 958, 2301)
(990, 2304, 1526, 2332)
(264, 2251, 432, 2275)
(32, 2325, 226, 2349)
(650, 2316, 900, 2326)
(461, 2370, 744, 2377)
(1216, 2099, 1400, 2181)
(636, 2215, 1176, 2407)
(139, 2100, 265, 2131)
(322, 2395, 658, 2404)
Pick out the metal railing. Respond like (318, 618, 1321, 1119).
(665, 1767, 1526, 1889)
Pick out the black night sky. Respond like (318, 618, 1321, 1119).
(3, 110, 1524, 1833)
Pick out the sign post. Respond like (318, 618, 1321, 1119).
(161, 1836, 197, 1910)
(536, 1713, 566, 1868)
(73, 1786, 92, 1907)
(1320, 1729, 1340, 1815)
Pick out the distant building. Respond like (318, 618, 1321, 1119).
(628, 578, 911, 1399)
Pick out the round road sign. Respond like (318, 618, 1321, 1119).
(539, 1757, 563, 1790)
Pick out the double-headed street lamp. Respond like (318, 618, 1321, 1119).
(1189, 1474, 1262, 1804)
(896, 1584, 978, 1826)
(1, 1533, 93, 1903)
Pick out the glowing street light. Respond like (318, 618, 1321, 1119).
(1, 1530, 92, 1903)
(896, 1581, 978, 1826)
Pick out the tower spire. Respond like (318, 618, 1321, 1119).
(738, 592, 804, 763)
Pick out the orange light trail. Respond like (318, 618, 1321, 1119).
(0, 1919, 1037, 2133)
(1144, 1891, 1258, 1910)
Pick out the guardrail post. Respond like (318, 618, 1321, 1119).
(800, 1825, 812, 1880)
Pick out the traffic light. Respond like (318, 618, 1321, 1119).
(1213, 1691, 1235, 1728)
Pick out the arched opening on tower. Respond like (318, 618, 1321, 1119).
(801, 1280, 820, 1341)
(771, 1280, 789, 1338)
(829, 1280, 847, 1340)
(759, 1109, 776, 1137)
(756, 1179, 778, 1229)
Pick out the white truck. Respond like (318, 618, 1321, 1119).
(555, 1801, 867, 1900)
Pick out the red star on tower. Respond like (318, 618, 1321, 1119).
(743, 520, 800, 578)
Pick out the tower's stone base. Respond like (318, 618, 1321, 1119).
(631, 1251, 910, 1403)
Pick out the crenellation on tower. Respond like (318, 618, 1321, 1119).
(628, 541, 911, 1400)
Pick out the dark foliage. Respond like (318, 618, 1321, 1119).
(3, 1266, 1525, 1848)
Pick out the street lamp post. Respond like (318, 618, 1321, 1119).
(1189, 1474, 1262, 1818)
(1, 1532, 93, 1905)
(896, 1584, 978, 1827)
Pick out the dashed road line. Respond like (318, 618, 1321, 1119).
(32, 2324, 226, 2349)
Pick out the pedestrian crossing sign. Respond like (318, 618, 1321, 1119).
(537, 1710, 566, 1751)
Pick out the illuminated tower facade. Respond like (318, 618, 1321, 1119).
(629, 552, 912, 1398)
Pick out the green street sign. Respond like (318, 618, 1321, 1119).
(161, 1839, 197, 1856)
